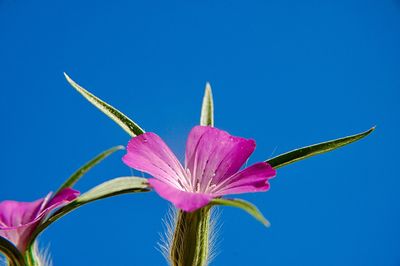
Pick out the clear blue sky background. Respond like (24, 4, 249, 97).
(0, 0, 399, 265)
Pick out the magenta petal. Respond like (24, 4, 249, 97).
(0, 188, 79, 251)
(47, 188, 79, 210)
(0, 198, 45, 251)
(214, 162, 276, 195)
(185, 126, 256, 189)
(0, 220, 40, 252)
(0, 199, 44, 228)
(148, 178, 213, 212)
(123, 133, 189, 189)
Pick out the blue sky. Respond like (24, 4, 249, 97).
(0, 0, 399, 265)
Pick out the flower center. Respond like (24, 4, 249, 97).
(184, 168, 217, 194)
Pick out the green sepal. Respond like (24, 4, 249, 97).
(0, 236, 26, 266)
(210, 198, 270, 227)
(266, 127, 375, 169)
(29, 177, 150, 246)
(76, 176, 150, 203)
(41, 177, 149, 230)
(200, 82, 214, 127)
(64, 73, 145, 137)
(55, 145, 124, 195)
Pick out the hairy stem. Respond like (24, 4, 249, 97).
(24, 245, 37, 266)
(22, 243, 50, 266)
(170, 207, 211, 266)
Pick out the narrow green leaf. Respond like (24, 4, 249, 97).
(76, 176, 150, 203)
(200, 82, 214, 127)
(266, 127, 375, 169)
(64, 73, 145, 137)
(35, 177, 150, 236)
(0, 236, 26, 266)
(55, 145, 124, 195)
(211, 198, 270, 227)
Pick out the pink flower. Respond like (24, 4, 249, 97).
(0, 188, 79, 252)
(123, 126, 276, 212)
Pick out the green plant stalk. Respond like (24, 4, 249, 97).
(170, 207, 211, 266)
(0, 237, 26, 266)
(24, 247, 36, 266)
(23, 243, 47, 266)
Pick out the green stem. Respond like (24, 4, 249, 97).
(23, 245, 39, 266)
(0, 237, 26, 266)
(170, 207, 211, 266)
